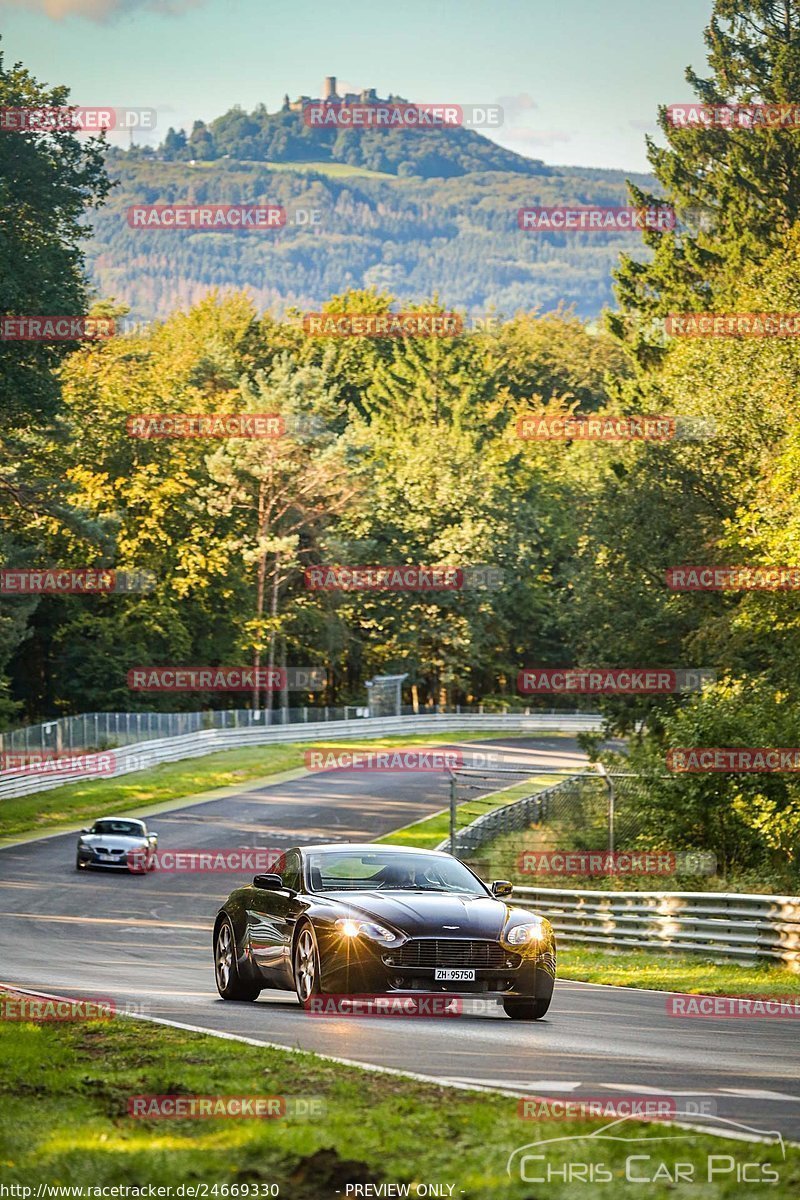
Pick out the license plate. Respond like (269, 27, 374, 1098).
(434, 968, 475, 982)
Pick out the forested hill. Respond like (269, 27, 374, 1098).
(93, 152, 656, 323)
(152, 102, 548, 178)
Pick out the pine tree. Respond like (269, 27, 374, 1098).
(611, 1, 800, 360)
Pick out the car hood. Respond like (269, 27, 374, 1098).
(319, 890, 510, 938)
(79, 834, 147, 848)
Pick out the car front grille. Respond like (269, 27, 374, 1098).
(383, 939, 520, 969)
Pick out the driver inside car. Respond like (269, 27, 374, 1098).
(374, 861, 417, 888)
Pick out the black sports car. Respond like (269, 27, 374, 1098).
(213, 843, 556, 1019)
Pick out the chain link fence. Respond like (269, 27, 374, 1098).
(0, 705, 595, 757)
(441, 769, 717, 887)
(0, 707, 369, 756)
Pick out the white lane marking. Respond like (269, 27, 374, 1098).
(720, 1089, 800, 1102)
(601, 1083, 723, 1096)
(445, 1078, 582, 1091)
(0, 911, 211, 931)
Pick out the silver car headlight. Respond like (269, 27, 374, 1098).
(335, 918, 398, 944)
(505, 919, 546, 944)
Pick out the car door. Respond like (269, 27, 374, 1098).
(247, 851, 304, 985)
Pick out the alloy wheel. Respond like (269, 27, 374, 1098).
(295, 928, 317, 1000)
(215, 921, 233, 991)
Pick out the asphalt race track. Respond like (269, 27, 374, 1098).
(1, 736, 799, 1143)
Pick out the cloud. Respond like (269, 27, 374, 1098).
(497, 126, 572, 146)
(496, 92, 538, 119)
(1, 0, 204, 21)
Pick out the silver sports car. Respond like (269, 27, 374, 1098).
(75, 818, 158, 872)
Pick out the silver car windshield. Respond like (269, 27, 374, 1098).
(91, 820, 144, 836)
(306, 850, 487, 894)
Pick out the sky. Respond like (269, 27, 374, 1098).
(0, 0, 711, 170)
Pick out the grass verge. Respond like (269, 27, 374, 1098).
(375, 774, 555, 850)
(0, 996, 796, 1198)
(557, 944, 800, 996)
(0, 730, 570, 842)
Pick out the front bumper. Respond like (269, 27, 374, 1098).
(77, 847, 151, 871)
(317, 932, 557, 1001)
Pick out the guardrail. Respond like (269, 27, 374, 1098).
(0, 712, 602, 801)
(510, 887, 800, 965)
(439, 774, 574, 856)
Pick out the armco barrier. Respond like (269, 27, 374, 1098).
(0, 712, 602, 801)
(509, 887, 800, 965)
(438, 775, 575, 855)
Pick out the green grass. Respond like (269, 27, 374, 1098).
(265, 159, 396, 178)
(0, 742, 303, 841)
(0, 998, 796, 1197)
(186, 158, 396, 179)
(376, 774, 555, 849)
(0, 729, 568, 842)
(558, 945, 800, 996)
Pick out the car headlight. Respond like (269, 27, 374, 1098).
(505, 919, 546, 944)
(335, 918, 397, 944)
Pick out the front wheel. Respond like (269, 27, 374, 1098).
(503, 997, 551, 1020)
(293, 924, 322, 1005)
(214, 916, 261, 1001)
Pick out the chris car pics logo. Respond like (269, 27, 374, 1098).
(507, 1113, 784, 1185)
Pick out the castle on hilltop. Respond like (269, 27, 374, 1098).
(283, 77, 402, 112)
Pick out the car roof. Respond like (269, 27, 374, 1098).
(297, 843, 450, 857)
(95, 817, 145, 826)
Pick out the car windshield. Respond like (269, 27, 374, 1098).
(306, 850, 487, 895)
(91, 820, 144, 837)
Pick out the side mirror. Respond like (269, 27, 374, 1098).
(80, 828, 91, 835)
(491, 879, 513, 898)
(253, 873, 284, 890)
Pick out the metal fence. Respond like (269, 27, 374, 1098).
(441, 768, 663, 863)
(509, 886, 800, 965)
(0, 705, 597, 756)
(0, 711, 603, 802)
(0, 707, 370, 755)
(441, 772, 586, 856)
